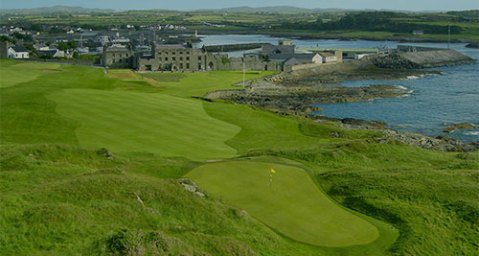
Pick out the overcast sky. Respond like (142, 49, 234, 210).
(1, 0, 478, 11)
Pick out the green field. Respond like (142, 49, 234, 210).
(188, 160, 381, 247)
(48, 89, 240, 160)
(1, 59, 478, 255)
(0, 61, 62, 88)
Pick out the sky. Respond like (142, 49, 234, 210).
(1, 0, 478, 11)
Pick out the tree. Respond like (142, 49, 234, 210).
(0, 36, 16, 44)
(58, 41, 78, 51)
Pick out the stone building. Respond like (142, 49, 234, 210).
(101, 44, 134, 68)
(0, 41, 11, 59)
(207, 53, 280, 71)
(136, 44, 208, 71)
(261, 43, 295, 58)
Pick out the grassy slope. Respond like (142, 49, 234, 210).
(141, 70, 277, 98)
(0, 145, 323, 256)
(48, 89, 239, 160)
(0, 61, 61, 88)
(1, 60, 478, 255)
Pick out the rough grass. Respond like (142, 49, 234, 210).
(187, 159, 382, 247)
(0, 144, 325, 256)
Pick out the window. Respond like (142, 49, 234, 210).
(179, 63, 183, 69)
(198, 63, 202, 70)
(172, 51, 175, 55)
(113, 54, 116, 57)
(186, 56, 190, 61)
(165, 57, 168, 61)
(198, 56, 202, 61)
(119, 54, 122, 58)
(186, 63, 190, 69)
(172, 57, 176, 61)
(179, 51, 183, 55)
(179, 57, 183, 61)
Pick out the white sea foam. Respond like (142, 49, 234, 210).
(395, 85, 408, 90)
(464, 131, 479, 136)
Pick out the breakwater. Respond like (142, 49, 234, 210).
(204, 43, 267, 52)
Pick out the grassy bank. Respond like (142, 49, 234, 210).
(1, 60, 478, 255)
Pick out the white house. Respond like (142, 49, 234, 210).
(38, 48, 66, 58)
(318, 51, 337, 63)
(8, 46, 29, 59)
(311, 53, 323, 64)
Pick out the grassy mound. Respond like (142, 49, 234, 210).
(187, 159, 381, 247)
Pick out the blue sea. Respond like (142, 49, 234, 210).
(197, 35, 479, 142)
(315, 45, 479, 142)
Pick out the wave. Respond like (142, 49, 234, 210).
(464, 131, 479, 136)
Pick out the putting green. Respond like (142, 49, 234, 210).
(48, 89, 240, 160)
(187, 160, 380, 247)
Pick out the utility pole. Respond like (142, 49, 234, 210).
(80, 32, 83, 48)
(242, 60, 246, 88)
(448, 22, 451, 49)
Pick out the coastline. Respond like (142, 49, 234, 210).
(195, 30, 479, 45)
(205, 57, 478, 151)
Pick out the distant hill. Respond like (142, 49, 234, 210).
(201, 6, 315, 14)
(0, 5, 114, 15)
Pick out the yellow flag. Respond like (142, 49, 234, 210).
(270, 168, 276, 174)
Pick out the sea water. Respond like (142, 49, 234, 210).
(315, 45, 479, 142)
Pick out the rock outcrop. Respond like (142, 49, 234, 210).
(373, 49, 474, 69)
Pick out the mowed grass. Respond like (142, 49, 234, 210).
(141, 70, 276, 98)
(48, 89, 240, 160)
(0, 60, 62, 88)
(187, 160, 380, 247)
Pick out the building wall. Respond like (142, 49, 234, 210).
(137, 47, 207, 71)
(102, 47, 133, 68)
(208, 54, 280, 71)
(0, 41, 10, 59)
(7, 48, 29, 59)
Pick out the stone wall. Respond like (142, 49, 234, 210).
(137, 47, 207, 71)
(208, 54, 280, 71)
(102, 46, 133, 68)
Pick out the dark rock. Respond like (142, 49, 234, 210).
(465, 42, 479, 49)
(96, 148, 113, 160)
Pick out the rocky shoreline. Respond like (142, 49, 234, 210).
(205, 55, 478, 152)
(206, 59, 433, 117)
(314, 116, 479, 152)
